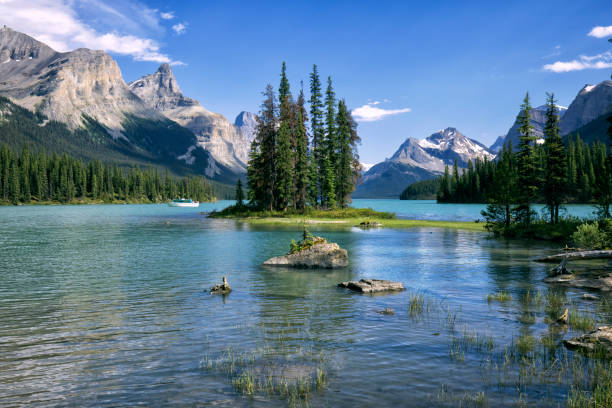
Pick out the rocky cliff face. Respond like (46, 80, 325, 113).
(0, 25, 161, 134)
(129, 64, 252, 173)
(560, 81, 612, 135)
(354, 127, 494, 198)
(235, 111, 257, 145)
(492, 80, 612, 151)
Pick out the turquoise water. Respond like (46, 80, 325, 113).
(352, 199, 597, 221)
(0, 202, 609, 407)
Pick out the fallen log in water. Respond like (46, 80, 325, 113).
(534, 250, 612, 263)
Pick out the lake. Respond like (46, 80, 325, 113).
(0, 200, 609, 407)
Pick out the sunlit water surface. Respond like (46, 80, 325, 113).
(0, 200, 608, 407)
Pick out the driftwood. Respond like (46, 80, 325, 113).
(548, 257, 571, 277)
(534, 250, 612, 263)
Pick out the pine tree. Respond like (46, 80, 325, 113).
(335, 99, 355, 208)
(235, 179, 244, 207)
(542, 93, 566, 223)
(321, 76, 337, 208)
(309, 65, 324, 206)
(275, 63, 294, 210)
(294, 89, 310, 211)
(515, 93, 539, 224)
(481, 142, 517, 230)
(247, 85, 278, 210)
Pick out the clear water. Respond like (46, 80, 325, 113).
(0, 201, 608, 407)
(352, 199, 598, 221)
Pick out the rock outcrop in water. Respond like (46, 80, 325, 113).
(564, 326, 612, 356)
(338, 279, 405, 294)
(544, 273, 612, 292)
(263, 241, 348, 269)
(210, 276, 232, 294)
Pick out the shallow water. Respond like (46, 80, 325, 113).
(0, 202, 609, 407)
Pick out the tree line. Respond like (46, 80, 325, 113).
(0, 144, 216, 204)
(436, 92, 612, 229)
(247, 63, 361, 211)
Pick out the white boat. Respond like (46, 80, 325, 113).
(168, 198, 199, 208)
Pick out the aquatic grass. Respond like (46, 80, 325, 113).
(515, 335, 535, 356)
(568, 309, 596, 332)
(408, 292, 425, 318)
(487, 290, 511, 303)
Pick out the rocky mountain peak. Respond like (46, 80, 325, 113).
(129, 63, 195, 111)
(235, 111, 257, 144)
(0, 25, 56, 63)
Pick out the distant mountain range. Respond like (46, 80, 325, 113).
(0, 25, 255, 184)
(356, 80, 612, 198)
(353, 128, 495, 198)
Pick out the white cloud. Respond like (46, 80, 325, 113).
(352, 102, 411, 122)
(160, 11, 174, 20)
(542, 44, 561, 59)
(0, 0, 180, 64)
(543, 51, 612, 72)
(588, 25, 612, 38)
(172, 22, 187, 34)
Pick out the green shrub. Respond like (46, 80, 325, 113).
(571, 222, 607, 249)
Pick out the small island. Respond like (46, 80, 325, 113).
(263, 228, 348, 268)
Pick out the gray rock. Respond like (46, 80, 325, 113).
(210, 276, 232, 294)
(544, 273, 612, 292)
(376, 308, 395, 315)
(582, 293, 599, 301)
(564, 326, 612, 356)
(263, 243, 348, 269)
(338, 279, 405, 293)
(129, 64, 253, 175)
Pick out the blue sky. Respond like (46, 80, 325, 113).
(1, 0, 611, 164)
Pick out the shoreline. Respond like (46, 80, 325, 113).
(222, 216, 487, 231)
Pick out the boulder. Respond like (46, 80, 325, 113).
(564, 326, 612, 356)
(263, 242, 348, 269)
(376, 308, 395, 315)
(338, 279, 405, 294)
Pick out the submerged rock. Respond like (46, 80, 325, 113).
(263, 242, 348, 269)
(210, 276, 231, 294)
(359, 221, 383, 228)
(544, 273, 612, 292)
(564, 326, 612, 356)
(582, 293, 599, 301)
(376, 308, 395, 315)
(338, 279, 405, 294)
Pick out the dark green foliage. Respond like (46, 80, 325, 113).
(516, 93, 539, 224)
(235, 179, 244, 207)
(543, 93, 567, 223)
(247, 63, 359, 212)
(399, 178, 438, 200)
(0, 144, 216, 205)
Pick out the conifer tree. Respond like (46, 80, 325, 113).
(515, 93, 539, 224)
(335, 99, 355, 208)
(294, 89, 310, 211)
(276, 63, 294, 210)
(542, 93, 566, 223)
(235, 179, 244, 207)
(309, 65, 324, 206)
(321, 76, 337, 207)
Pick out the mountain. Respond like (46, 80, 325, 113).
(491, 80, 612, 151)
(129, 64, 253, 174)
(0, 26, 247, 184)
(492, 105, 568, 151)
(354, 128, 495, 198)
(235, 111, 257, 145)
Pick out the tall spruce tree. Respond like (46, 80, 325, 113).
(309, 65, 324, 206)
(335, 99, 354, 207)
(276, 63, 294, 210)
(542, 93, 566, 223)
(515, 92, 539, 224)
(247, 84, 278, 210)
(321, 76, 337, 207)
(235, 179, 244, 207)
(294, 89, 310, 211)
(481, 142, 517, 231)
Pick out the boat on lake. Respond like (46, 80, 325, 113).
(168, 198, 199, 207)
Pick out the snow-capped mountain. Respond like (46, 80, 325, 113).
(354, 128, 495, 198)
(491, 80, 612, 152)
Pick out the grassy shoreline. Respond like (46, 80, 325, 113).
(0, 198, 219, 206)
(210, 205, 485, 231)
(230, 217, 486, 231)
